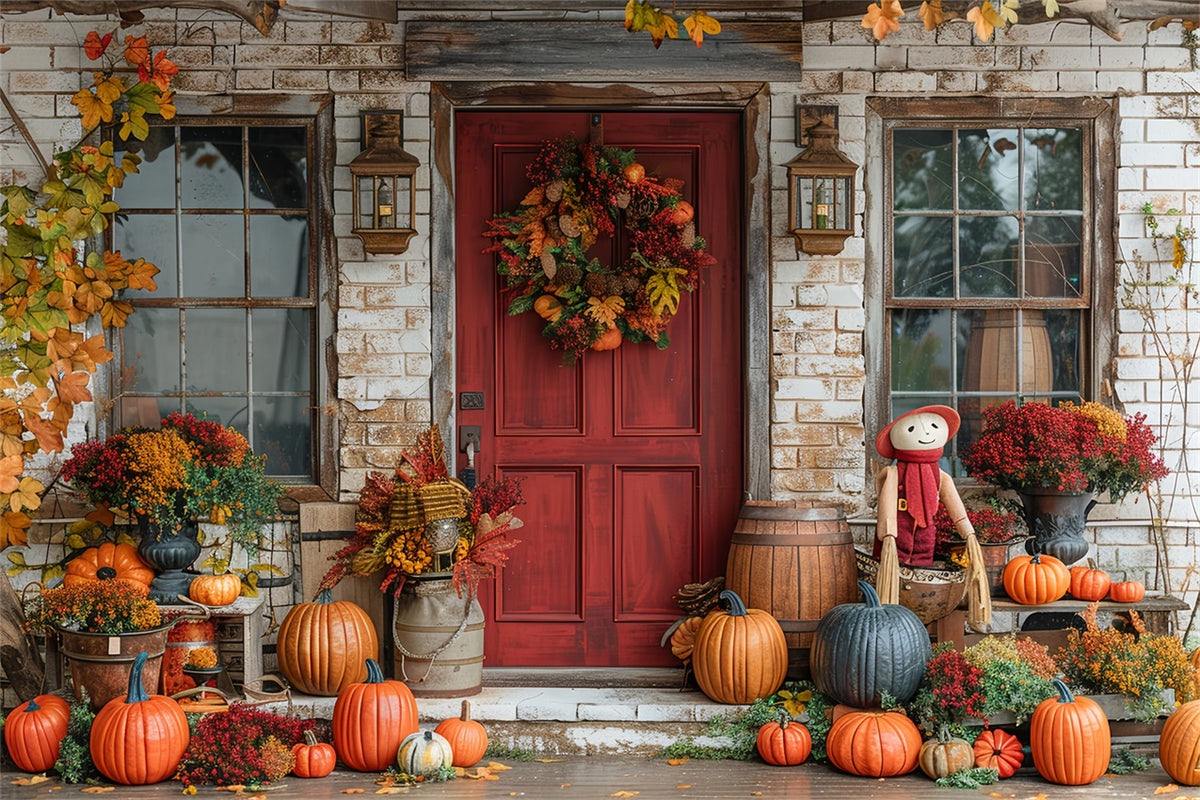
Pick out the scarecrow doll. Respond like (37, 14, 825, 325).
(874, 405, 991, 630)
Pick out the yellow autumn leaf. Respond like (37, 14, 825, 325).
(919, 1, 944, 30)
(862, 0, 904, 41)
(586, 295, 625, 326)
(11, 774, 51, 786)
(1043, 0, 1059, 17)
(683, 11, 721, 48)
(340, 791, 365, 795)
(611, 793, 639, 798)
(486, 761, 512, 771)
(999, 0, 1020, 26)
(81, 787, 115, 794)
(1154, 786, 1179, 795)
(10, 476, 44, 513)
(1172, 235, 1186, 269)
(666, 757, 689, 765)
(966, 1, 1003, 41)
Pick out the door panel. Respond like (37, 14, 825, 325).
(455, 110, 743, 666)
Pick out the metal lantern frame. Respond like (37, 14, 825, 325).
(784, 121, 858, 256)
(350, 111, 420, 255)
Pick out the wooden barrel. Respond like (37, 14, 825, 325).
(725, 500, 858, 678)
(393, 574, 484, 697)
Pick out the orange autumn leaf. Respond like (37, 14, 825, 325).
(666, 758, 689, 765)
(486, 762, 512, 771)
(100, 298, 133, 328)
(24, 415, 64, 454)
(521, 186, 546, 206)
(83, 31, 114, 61)
(0, 454, 23, 496)
(123, 35, 151, 66)
(0, 509, 31, 549)
(611, 792, 639, 798)
(862, 0, 904, 40)
(683, 10, 721, 48)
(1154, 786, 1179, 795)
(85, 506, 117, 528)
(966, 1, 1004, 41)
(52, 370, 93, 405)
(919, 1, 944, 30)
(587, 295, 625, 326)
(146, 50, 179, 92)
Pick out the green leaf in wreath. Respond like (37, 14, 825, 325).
(508, 293, 535, 315)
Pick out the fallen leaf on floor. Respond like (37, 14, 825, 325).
(751, 793, 763, 797)
(375, 789, 405, 795)
(341, 790, 365, 795)
(1157, 787, 1180, 795)
(11, 775, 50, 786)
(666, 758, 689, 766)
(676, 786, 692, 790)
(488, 761, 513, 771)
(561, 784, 571, 788)
(217, 786, 246, 794)
(81, 788, 114, 794)
(611, 792, 639, 798)
(536, 758, 562, 763)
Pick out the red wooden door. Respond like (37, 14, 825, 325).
(455, 110, 743, 666)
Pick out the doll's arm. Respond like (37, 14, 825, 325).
(938, 471, 975, 538)
(876, 466, 899, 541)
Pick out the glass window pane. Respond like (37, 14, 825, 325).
(115, 126, 176, 208)
(1026, 216, 1082, 298)
(186, 309, 247, 392)
(1045, 308, 1082, 393)
(181, 127, 243, 209)
(250, 215, 308, 297)
(1024, 128, 1082, 211)
(958, 128, 1019, 211)
(894, 216, 953, 298)
(254, 396, 311, 479)
(182, 215, 244, 296)
(248, 127, 307, 210)
(185, 398, 250, 438)
(118, 396, 175, 428)
(893, 129, 953, 211)
(118, 308, 180, 393)
(113, 214, 178, 297)
(891, 309, 952, 392)
(960, 215, 1018, 298)
(252, 309, 310, 392)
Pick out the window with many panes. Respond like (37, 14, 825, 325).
(111, 119, 319, 482)
(870, 98, 1114, 472)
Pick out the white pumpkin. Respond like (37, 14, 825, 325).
(397, 730, 454, 776)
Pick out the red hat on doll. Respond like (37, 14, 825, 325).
(874, 405, 961, 460)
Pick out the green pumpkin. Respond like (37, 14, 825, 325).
(809, 580, 931, 707)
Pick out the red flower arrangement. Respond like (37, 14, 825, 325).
(483, 136, 716, 363)
(961, 401, 1167, 502)
(177, 705, 327, 788)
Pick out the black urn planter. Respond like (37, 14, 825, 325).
(1019, 488, 1096, 566)
(138, 518, 201, 603)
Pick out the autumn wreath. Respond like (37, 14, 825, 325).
(483, 137, 716, 364)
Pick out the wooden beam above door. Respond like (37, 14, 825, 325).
(405, 21, 802, 82)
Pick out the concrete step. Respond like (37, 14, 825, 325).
(249, 668, 741, 755)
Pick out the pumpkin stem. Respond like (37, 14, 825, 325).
(777, 709, 791, 728)
(24, 697, 41, 712)
(365, 658, 384, 684)
(96, 566, 117, 580)
(126, 651, 151, 704)
(857, 579, 881, 608)
(304, 729, 320, 747)
(718, 589, 749, 616)
(1051, 677, 1075, 704)
(461, 699, 471, 721)
(937, 723, 951, 744)
(315, 588, 334, 604)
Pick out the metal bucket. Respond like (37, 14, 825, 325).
(393, 574, 483, 697)
(58, 625, 171, 709)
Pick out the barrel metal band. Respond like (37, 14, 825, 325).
(728, 532, 852, 546)
(738, 506, 845, 521)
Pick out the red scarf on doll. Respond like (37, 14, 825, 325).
(892, 447, 942, 529)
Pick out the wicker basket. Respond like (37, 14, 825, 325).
(855, 549, 966, 625)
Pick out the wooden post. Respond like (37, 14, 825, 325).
(0, 578, 46, 701)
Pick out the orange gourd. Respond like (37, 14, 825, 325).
(277, 589, 379, 696)
(1029, 678, 1110, 785)
(826, 710, 921, 778)
(332, 658, 418, 772)
(972, 727, 1024, 778)
(668, 200, 694, 225)
(1003, 553, 1070, 605)
(691, 589, 788, 705)
(1159, 699, 1200, 785)
(668, 615, 704, 662)
(623, 162, 646, 184)
(4, 694, 70, 773)
(435, 699, 489, 767)
(188, 572, 242, 606)
(533, 294, 563, 322)
(292, 729, 337, 779)
(591, 325, 622, 352)
(1109, 578, 1146, 603)
(89, 652, 190, 784)
(755, 712, 811, 766)
(63, 542, 154, 595)
(1069, 562, 1111, 602)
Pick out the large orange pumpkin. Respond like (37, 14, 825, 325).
(4, 694, 70, 773)
(63, 542, 154, 595)
(1003, 553, 1070, 605)
(277, 589, 379, 696)
(435, 699, 489, 767)
(1159, 699, 1200, 785)
(1029, 678, 1110, 785)
(691, 589, 788, 704)
(333, 658, 419, 772)
(826, 710, 921, 778)
(89, 652, 190, 785)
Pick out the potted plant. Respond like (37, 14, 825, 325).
(935, 495, 1027, 596)
(23, 580, 170, 709)
(59, 412, 283, 601)
(961, 401, 1167, 564)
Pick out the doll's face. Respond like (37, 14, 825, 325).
(889, 411, 950, 452)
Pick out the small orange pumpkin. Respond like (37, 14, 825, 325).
(591, 325, 622, 352)
(1160, 699, 1200, 785)
(1109, 577, 1146, 603)
(292, 729, 337, 779)
(63, 542, 154, 595)
(1069, 561, 1111, 602)
(973, 727, 1024, 778)
(4, 694, 71, 773)
(1003, 552, 1070, 605)
(623, 162, 646, 184)
(755, 711, 811, 766)
(826, 710, 921, 778)
(188, 572, 242, 606)
(668, 200, 694, 225)
(434, 700, 489, 767)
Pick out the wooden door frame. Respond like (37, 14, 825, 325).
(429, 82, 771, 502)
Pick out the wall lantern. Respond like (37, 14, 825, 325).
(350, 111, 419, 255)
(783, 120, 858, 256)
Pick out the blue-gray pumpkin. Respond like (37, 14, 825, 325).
(809, 580, 931, 707)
